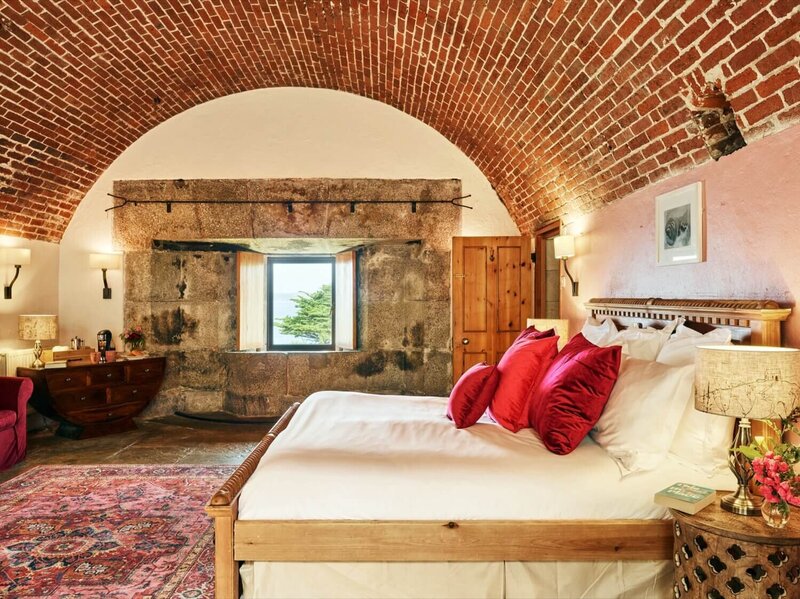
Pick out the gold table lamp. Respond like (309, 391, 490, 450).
(695, 345, 800, 516)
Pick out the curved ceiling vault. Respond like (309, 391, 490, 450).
(0, 0, 798, 242)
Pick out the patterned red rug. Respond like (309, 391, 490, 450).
(0, 464, 233, 598)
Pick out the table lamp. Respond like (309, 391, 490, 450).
(527, 318, 570, 349)
(19, 314, 58, 368)
(695, 345, 800, 516)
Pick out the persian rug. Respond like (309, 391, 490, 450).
(0, 464, 233, 598)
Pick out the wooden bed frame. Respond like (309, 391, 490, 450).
(206, 297, 792, 598)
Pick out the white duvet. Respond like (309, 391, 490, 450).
(239, 391, 734, 521)
(238, 390, 735, 599)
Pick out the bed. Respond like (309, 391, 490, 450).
(206, 297, 792, 599)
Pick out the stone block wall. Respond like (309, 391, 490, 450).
(115, 178, 460, 417)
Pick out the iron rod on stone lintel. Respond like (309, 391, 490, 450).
(105, 193, 472, 213)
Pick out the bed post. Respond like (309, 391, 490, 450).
(207, 501, 239, 599)
(206, 402, 301, 599)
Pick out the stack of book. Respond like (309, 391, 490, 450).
(654, 483, 716, 514)
(44, 360, 68, 369)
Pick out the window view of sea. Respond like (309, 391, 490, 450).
(270, 262, 333, 345)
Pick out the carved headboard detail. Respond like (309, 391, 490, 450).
(585, 298, 792, 346)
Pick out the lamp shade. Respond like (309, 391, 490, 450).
(527, 318, 570, 349)
(18, 314, 58, 341)
(695, 345, 800, 419)
(553, 235, 575, 259)
(89, 253, 122, 270)
(0, 248, 31, 266)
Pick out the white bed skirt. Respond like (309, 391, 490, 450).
(240, 560, 672, 598)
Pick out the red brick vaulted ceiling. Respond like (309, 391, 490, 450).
(1, 1, 798, 242)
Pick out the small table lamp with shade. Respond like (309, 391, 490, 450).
(526, 318, 570, 349)
(695, 344, 800, 516)
(19, 314, 58, 369)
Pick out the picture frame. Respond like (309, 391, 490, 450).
(655, 181, 705, 266)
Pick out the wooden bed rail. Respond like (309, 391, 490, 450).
(209, 402, 300, 507)
(235, 519, 673, 562)
(205, 402, 300, 599)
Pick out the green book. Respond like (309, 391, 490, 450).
(654, 483, 716, 514)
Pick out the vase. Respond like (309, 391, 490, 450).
(125, 342, 144, 354)
(761, 501, 790, 529)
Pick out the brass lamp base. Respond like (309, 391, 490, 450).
(30, 339, 45, 369)
(720, 485, 762, 516)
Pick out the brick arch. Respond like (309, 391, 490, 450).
(1, 1, 798, 242)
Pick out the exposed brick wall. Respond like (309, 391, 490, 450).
(1, 1, 798, 242)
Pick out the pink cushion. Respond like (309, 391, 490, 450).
(512, 326, 556, 345)
(528, 333, 622, 455)
(0, 410, 16, 430)
(488, 336, 559, 432)
(447, 363, 500, 429)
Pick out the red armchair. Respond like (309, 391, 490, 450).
(0, 376, 34, 470)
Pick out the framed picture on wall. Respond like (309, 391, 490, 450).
(655, 181, 705, 266)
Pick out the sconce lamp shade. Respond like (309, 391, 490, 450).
(553, 235, 575, 259)
(695, 345, 800, 419)
(89, 253, 122, 270)
(0, 248, 31, 265)
(18, 314, 58, 341)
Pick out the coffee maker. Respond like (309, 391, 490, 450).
(97, 329, 113, 364)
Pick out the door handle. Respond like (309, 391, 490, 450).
(461, 338, 470, 345)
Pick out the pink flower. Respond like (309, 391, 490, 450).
(761, 483, 781, 504)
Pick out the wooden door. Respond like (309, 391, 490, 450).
(452, 236, 532, 381)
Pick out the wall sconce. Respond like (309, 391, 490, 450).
(89, 253, 122, 299)
(0, 248, 32, 299)
(553, 235, 579, 297)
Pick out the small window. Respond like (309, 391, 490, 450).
(267, 256, 335, 350)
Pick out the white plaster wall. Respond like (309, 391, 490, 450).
(59, 87, 519, 344)
(0, 237, 60, 350)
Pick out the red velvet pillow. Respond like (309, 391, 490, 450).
(488, 335, 559, 432)
(528, 333, 622, 455)
(512, 326, 556, 345)
(447, 363, 500, 429)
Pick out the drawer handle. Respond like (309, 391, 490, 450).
(80, 396, 87, 401)
(132, 389, 138, 394)
(144, 368, 150, 373)
(108, 412, 113, 417)
(106, 373, 113, 378)
(65, 377, 72, 382)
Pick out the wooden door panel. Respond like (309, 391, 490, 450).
(452, 236, 532, 383)
(452, 239, 493, 381)
(496, 245, 522, 332)
(463, 247, 488, 332)
(461, 351, 488, 374)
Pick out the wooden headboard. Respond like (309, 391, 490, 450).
(585, 298, 792, 346)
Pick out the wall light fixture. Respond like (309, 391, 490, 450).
(553, 235, 579, 297)
(0, 248, 32, 299)
(89, 253, 122, 299)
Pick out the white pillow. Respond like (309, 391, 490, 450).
(656, 327, 733, 366)
(606, 327, 671, 361)
(580, 317, 618, 346)
(669, 404, 734, 474)
(591, 357, 695, 474)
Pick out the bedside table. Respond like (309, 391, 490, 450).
(670, 497, 800, 599)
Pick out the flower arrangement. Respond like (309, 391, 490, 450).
(739, 408, 800, 523)
(120, 325, 146, 352)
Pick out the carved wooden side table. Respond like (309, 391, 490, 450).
(670, 498, 800, 599)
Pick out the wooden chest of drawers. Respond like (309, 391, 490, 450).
(18, 357, 166, 439)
